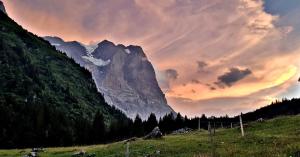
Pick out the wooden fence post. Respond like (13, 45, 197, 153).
(208, 121, 216, 157)
(213, 121, 216, 135)
(198, 118, 201, 131)
(125, 142, 130, 157)
(239, 113, 245, 137)
(208, 121, 211, 133)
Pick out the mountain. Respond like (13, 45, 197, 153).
(0, 1, 6, 14)
(44, 37, 174, 119)
(0, 7, 129, 148)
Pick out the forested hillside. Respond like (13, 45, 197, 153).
(0, 11, 130, 148)
(238, 98, 300, 121)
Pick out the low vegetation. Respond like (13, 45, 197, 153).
(1, 115, 299, 157)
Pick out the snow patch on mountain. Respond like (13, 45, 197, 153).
(51, 43, 61, 46)
(82, 56, 110, 66)
(84, 44, 98, 55)
(125, 49, 131, 54)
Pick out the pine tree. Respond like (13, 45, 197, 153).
(175, 113, 184, 129)
(159, 113, 175, 133)
(133, 114, 144, 137)
(145, 113, 158, 133)
(92, 110, 106, 144)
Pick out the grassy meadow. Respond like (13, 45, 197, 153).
(1, 115, 299, 157)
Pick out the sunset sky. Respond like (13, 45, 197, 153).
(3, 0, 300, 117)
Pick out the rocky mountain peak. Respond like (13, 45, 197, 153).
(127, 45, 147, 58)
(93, 40, 122, 60)
(45, 37, 174, 120)
(98, 40, 115, 47)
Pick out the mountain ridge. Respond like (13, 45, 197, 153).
(44, 36, 174, 119)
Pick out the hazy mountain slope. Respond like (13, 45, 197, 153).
(45, 37, 174, 119)
(0, 9, 128, 147)
(0, 1, 6, 14)
(43, 36, 88, 66)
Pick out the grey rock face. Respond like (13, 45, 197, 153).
(44, 37, 174, 119)
(144, 126, 163, 139)
(0, 1, 7, 14)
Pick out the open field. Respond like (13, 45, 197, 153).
(1, 115, 299, 157)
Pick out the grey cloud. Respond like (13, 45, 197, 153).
(210, 87, 216, 90)
(205, 83, 217, 91)
(196, 61, 208, 72)
(191, 79, 201, 84)
(165, 69, 178, 80)
(157, 68, 179, 92)
(215, 68, 252, 88)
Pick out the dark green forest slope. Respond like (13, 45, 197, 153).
(0, 11, 129, 148)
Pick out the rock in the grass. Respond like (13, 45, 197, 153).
(144, 126, 163, 139)
(155, 150, 160, 155)
(72, 150, 86, 157)
(32, 147, 45, 152)
(257, 118, 264, 122)
(171, 127, 193, 134)
(23, 152, 38, 157)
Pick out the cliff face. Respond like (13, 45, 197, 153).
(45, 37, 174, 119)
(92, 41, 174, 119)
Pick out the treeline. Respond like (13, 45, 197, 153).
(1, 98, 299, 148)
(234, 98, 300, 122)
(0, 103, 226, 149)
(74, 112, 235, 144)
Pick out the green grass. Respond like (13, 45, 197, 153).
(1, 115, 299, 157)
